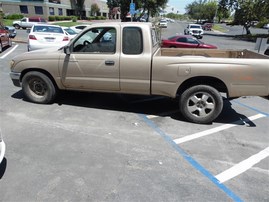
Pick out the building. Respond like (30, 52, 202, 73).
(0, 0, 111, 20)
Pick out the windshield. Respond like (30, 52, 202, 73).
(190, 25, 201, 29)
(64, 28, 77, 35)
(168, 36, 177, 40)
(33, 25, 64, 34)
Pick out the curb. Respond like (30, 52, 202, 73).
(12, 38, 27, 43)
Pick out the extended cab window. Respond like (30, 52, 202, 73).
(151, 29, 159, 47)
(123, 27, 143, 54)
(73, 27, 116, 54)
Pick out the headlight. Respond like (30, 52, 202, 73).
(10, 60, 15, 69)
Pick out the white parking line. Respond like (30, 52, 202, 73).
(215, 146, 269, 183)
(173, 114, 266, 144)
(0, 44, 19, 59)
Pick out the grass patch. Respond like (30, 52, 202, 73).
(3, 19, 14, 26)
(212, 24, 228, 32)
(50, 21, 88, 27)
(3, 19, 90, 27)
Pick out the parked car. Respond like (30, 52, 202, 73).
(184, 24, 204, 39)
(62, 26, 78, 39)
(70, 24, 92, 33)
(202, 23, 213, 31)
(0, 23, 12, 53)
(13, 16, 46, 29)
(161, 35, 217, 49)
(5, 26, 17, 38)
(159, 19, 168, 28)
(0, 132, 6, 164)
(263, 23, 269, 29)
(27, 24, 70, 51)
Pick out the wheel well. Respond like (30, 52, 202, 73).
(177, 76, 228, 96)
(20, 68, 58, 89)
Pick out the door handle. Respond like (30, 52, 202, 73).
(105, 60, 115, 66)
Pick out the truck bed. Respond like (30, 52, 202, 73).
(159, 48, 269, 59)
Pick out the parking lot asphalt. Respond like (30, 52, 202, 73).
(0, 24, 268, 201)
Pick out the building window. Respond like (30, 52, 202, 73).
(35, 6, 43, 15)
(49, 7, 54, 15)
(49, 0, 61, 4)
(20, 5, 28, 14)
(58, 8, 63, 15)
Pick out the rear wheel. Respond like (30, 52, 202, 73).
(22, 71, 57, 104)
(179, 85, 223, 124)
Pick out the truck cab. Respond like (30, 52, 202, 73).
(61, 22, 158, 95)
(13, 17, 46, 29)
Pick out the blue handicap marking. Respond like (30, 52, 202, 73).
(130, 3, 136, 15)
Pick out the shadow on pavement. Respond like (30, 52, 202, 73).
(11, 90, 256, 126)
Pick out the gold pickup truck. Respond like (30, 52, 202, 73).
(9, 22, 269, 124)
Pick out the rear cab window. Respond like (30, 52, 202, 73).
(122, 27, 143, 55)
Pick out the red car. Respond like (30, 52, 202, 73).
(0, 23, 12, 53)
(161, 35, 217, 49)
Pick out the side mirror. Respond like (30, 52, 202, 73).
(64, 46, 71, 55)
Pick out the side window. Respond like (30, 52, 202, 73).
(151, 28, 159, 47)
(187, 38, 199, 44)
(177, 37, 187, 43)
(123, 27, 143, 55)
(73, 27, 116, 54)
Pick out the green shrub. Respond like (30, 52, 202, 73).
(48, 16, 55, 21)
(256, 20, 269, 28)
(5, 13, 24, 20)
(87, 16, 95, 21)
(72, 16, 77, 22)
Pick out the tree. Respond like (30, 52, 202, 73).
(70, 0, 85, 19)
(185, 0, 217, 22)
(91, 3, 100, 16)
(219, 0, 269, 34)
(106, 0, 168, 22)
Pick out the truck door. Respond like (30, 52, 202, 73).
(59, 26, 120, 91)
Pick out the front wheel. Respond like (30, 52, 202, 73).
(14, 24, 20, 29)
(179, 85, 223, 124)
(22, 71, 57, 104)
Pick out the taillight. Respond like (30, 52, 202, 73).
(63, 36, 69, 41)
(29, 35, 37, 40)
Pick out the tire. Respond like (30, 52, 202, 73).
(0, 42, 2, 53)
(22, 71, 57, 104)
(265, 48, 269, 56)
(14, 24, 20, 29)
(179, 85, 223, 124)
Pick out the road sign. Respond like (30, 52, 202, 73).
(130, 3, 135, 15)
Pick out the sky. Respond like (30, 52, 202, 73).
(167, 0, 192, 14)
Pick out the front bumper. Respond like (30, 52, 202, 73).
(10, 72, 21, 87)
(0, 140, 6, 164)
